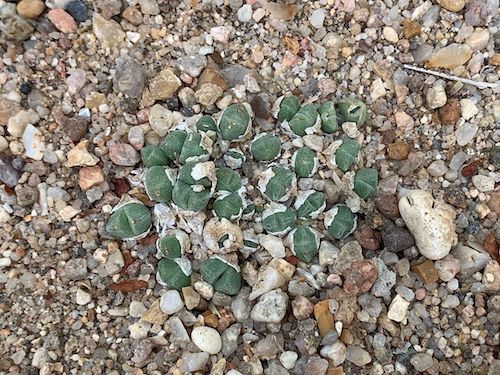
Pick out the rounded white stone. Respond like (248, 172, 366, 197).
(160, 290, 184, 315)
(191, 326, 222, 354)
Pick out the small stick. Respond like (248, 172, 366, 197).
(403, 64, 499, 90)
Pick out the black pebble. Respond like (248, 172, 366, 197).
(65, 0, 88, 23)
(20, 82, 32, 95)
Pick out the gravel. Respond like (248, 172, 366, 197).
(0, 0, 499, 374)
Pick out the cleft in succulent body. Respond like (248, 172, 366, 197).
(200, 256, 241, 296)
(324, 204, 357, 240)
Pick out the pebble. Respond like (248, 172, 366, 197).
(64, 258, 87, 280)
(437, 0, 465, 12)
(309, 9, 326, 29)
(460, 99, 479, 120)
(456, 123, 478, 146)
(195, 83, 223, 106)
(47, 9, 77, 33)
(343, 260, 378, 296)
(387, 294, 410, 322)
(383, 27, 399, 43)
(370, 78, 386, 101)
(16, 0, 45, 19)
(483, 260, 500, 288)
(441, 295, 460, 308)
(427, 160, 447, 177)
(250, 289, 288, 323)
(65, 0, 88, 22)
(92, 13, 125, 48)
(399, 190, 457, 260)
(292, 295, 314, 320)
(109, 143, 140, 166)
(259, 234, 285, 258)
(346, 345, 372, 367)
(320, 342, 347, 366)
(237, 4, 253, 23)
(371, 258, 396, 297)
(471, 175, 495, 192)
(434, 255, 460, 282)
(180, 352, 209, 372)
(438, 99, 461, 125)
(79, 166, 104, 190)
(465, 28, 490, 51)
(129, 301, 146, 318)
(191, 326, 222, 354)
(381, 226, 415, 253)
(149, 69, 182, 101)
(0, 153, 20, 187)
(113, 56, 145, 99)
(426, 85, 447, 109)
(22, 124, 45, 161)
(160, 290, 184, 315)
(7, 109, 40, 137)
(410, 352, 434, 372)
(280, 351, 298, 370)
(427, 44, 473, 69)
(465, 0, 487, 26)
(75, 288, 91, 305)
(131, 339, 153, 366)
(175, 55, 207, 78)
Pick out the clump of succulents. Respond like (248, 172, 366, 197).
(106, 94, 377, 297)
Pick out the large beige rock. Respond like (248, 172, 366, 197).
(399, 190, 457, 260)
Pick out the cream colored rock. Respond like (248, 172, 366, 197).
(191, 326, 222, 354)
(399, 190, 457, 260)
(248, 265, 285, 301)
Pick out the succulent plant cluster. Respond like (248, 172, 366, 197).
(106, 95, 378, 294)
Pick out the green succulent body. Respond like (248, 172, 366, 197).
(106, 201, 152, 239)
(353, 168, 378, 199)
(156, 230, 190, 259)
(144, 166, 174, 203)
(287, 104, 320, 136)
(277, 96, 300, 122)
(292, 148, 317, 178)
(287, 225, 320, 263)
(196, 115, 217, 137)
(157, 257, 192, 290)
(172, 162, 214, 212)
(324, 204, 357, 239)
(218, 103, 251, 141)
(200, 256, 241, 295)
(215, 167, 242, 192)
(250, 133, 281, 162)
(160, 130, 187, 162)
(262, 204, 297, 235)
(259, 166, 295, 202)
(294, 190, 326, 219)
(336, 97, 368, 127)
(213, 191, 244, 220)
(334, 139, 360, 172)
(318, 101, 338, 133)
(141, 145, 170, 167)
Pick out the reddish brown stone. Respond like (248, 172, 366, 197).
(375, 194, 400, 219)
(487, 191, 500, 215)
(402, 19, 421, 39)
(354, 224, 381, 251)
(387, 141, 410, 160)
(461, 160, 481, 177)
(484, 233, 500, 263)
(438, 99, 460, 125)
(343, 260, 378, 296)
(113, 178, 129, 197)
(412, 260, 439, 284)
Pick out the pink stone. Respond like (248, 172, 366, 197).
(48, 9, 77, 33)
(415, 288, 426, 300)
